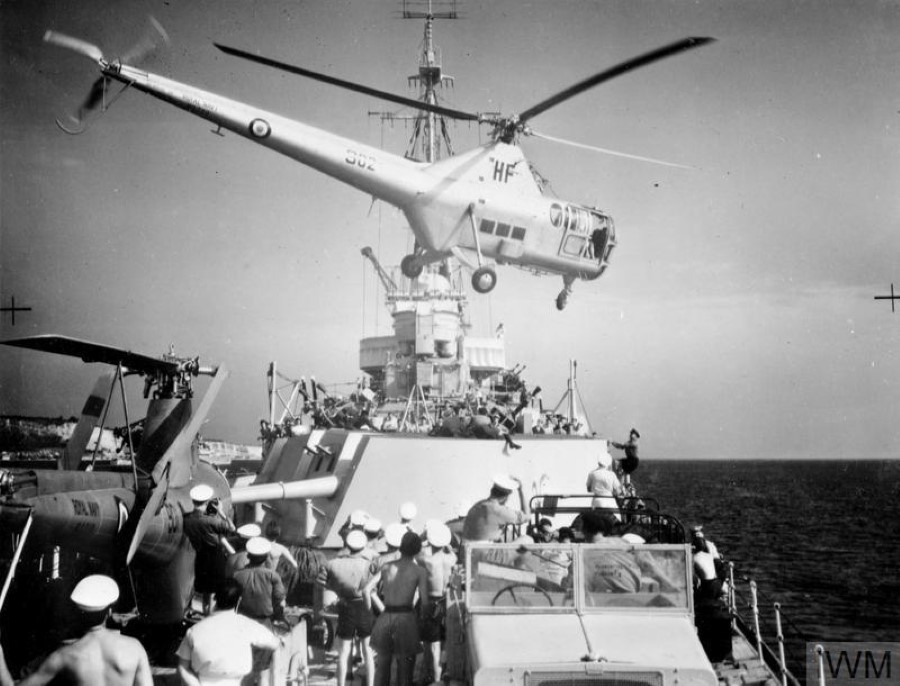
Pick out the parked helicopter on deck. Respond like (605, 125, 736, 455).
(43, 22, 713, 309)
(0, 335, 335, 665)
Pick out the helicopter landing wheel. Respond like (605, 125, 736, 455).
(472, 267, 497, 294)
(400, 254, 424, 279)
(556, 290, 569, 311)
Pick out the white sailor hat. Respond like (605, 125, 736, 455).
(363, 518, 383, 535)
(345, 529, 368, 552)
(237, 523, 262, 539)
(491, 474, 516, 494)
(398, 501, 417, 522)
(621, 532, 646, 544)
(349, 509, 370, 527)
(246, 537, 272, 557)
(384, 522, 407, 548)
(427, 522, 452, 548)
(190, 483, 214, 503)
(70, 574, 119, 612)
(423, 518, 442, 533)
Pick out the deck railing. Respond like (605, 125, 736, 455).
(730, 571, 803, 686)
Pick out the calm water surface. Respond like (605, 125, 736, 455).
(640, 459, 900, 673)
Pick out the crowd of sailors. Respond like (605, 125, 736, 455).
(0, 441, 733, 685)
(259, 383, 593, 441)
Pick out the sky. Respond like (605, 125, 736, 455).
(3, 0, 900, 460)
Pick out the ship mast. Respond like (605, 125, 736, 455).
(370, 0, 458, 162)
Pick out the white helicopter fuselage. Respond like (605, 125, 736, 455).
(111, 63, 614, 281)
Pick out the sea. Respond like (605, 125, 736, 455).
(640, 459, 900, 678)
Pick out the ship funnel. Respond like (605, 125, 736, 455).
(230, 476, 339, 504)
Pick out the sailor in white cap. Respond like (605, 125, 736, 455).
(384, 522, 407, 551)
(225, 522, 264, 578)
(232, 537, 286, 629)
(317, 528, 377, 686)
(338, 508, 370, 542)
(350, 509, 370, 529)
(176, 577, 278, 686)
(373, 522, 406, 573)
(183, 482, 236, 615)
(586, 447, 624, 517)
(461, 474, 531, 544)
(362, 517, 384, 560)
(420, 522, 456, 684)
(0, 574, 152, 685)
(398, 502, 417, 529)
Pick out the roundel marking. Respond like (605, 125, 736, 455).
(549, 203, 563, 228)
(249, 118, 271, 139)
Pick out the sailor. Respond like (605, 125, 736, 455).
(611, 428, 641, 489)
(263, 520, 298, 571)
(0, 574, 152, 686)
(398, 501, 418, 531)
(183, 483, 236, 615)
(419, 521, 456, 685)
(585, 449, 624, 518)
(461, 474, 531, 544)
(176, 578, 279, 686)
(337, 508, 370, 545)
(373, 522, 407, 573)
(363, 517, 385, 559)
(224, 522, 262, 578)
(444, 501, 470, 553)
(691, 525, 725, 598)
(232, 537, 286, 629)
(317, 529, 376, 686)
(369, 532, 429, 686)
(468, 406, 522, 449)
(691, 525, 721, 559)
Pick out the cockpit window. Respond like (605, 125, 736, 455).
(562, 235, 586, 257)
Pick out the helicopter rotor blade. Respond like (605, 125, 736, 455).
(214, 43, 483, 124)
(79, 76, 107, 114)
(127, 366, 229, 565)
(43, 30, 104, 63)
(528, 129, 694, 169)
(125, 467, 169, 566)
(1, 334, 181, 376)
(516, 37, 715, 128)
(119, 16, 170, 65)
(150, 365, 229, 487)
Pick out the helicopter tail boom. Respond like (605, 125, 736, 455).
(108, 64, 429, 208)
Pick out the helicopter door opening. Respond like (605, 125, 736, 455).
(557, 204, 615, 266)
(556, 205, 591, 261)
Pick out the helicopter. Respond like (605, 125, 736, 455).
(43, 23, 713, 309)
(0, 334, 336, 659)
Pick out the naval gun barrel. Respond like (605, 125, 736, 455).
(230, 476, 339, 504)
